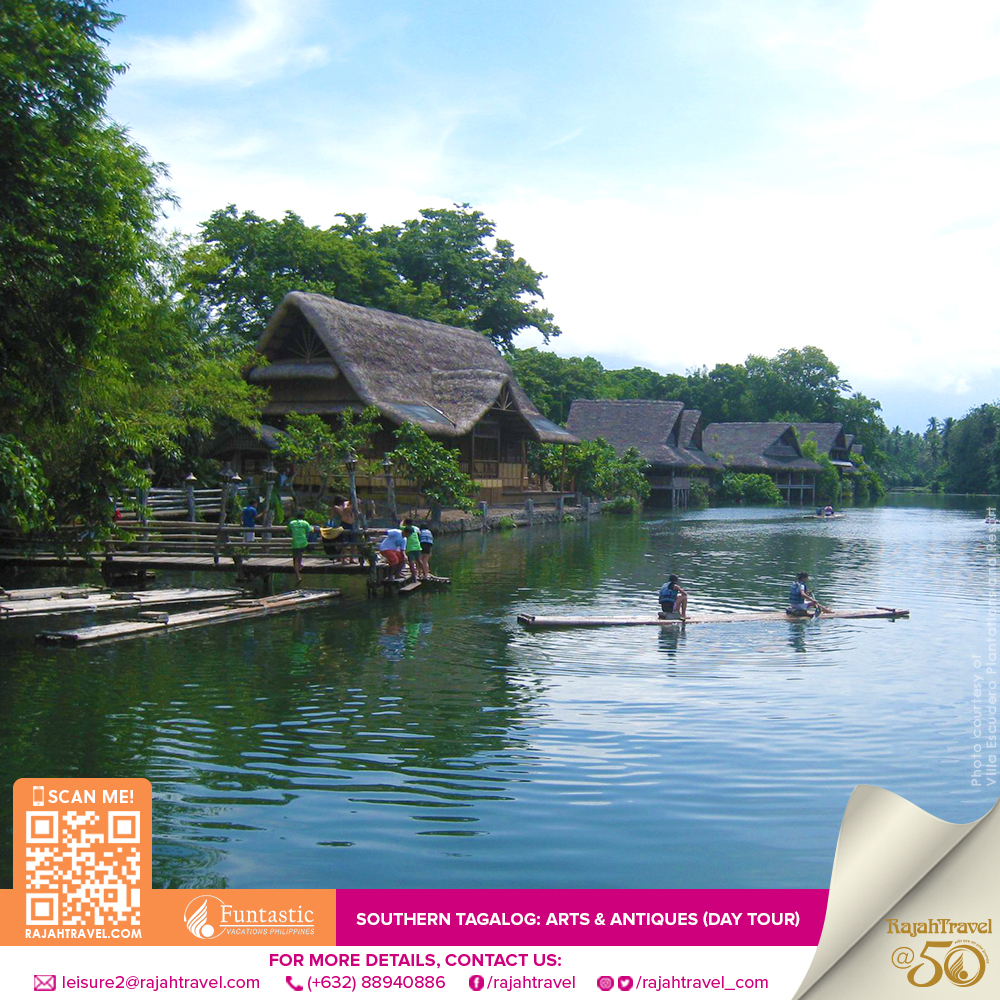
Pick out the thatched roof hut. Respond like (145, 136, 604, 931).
(565, 400, 722, 470)
(702, 423, 822, 473)
(249, 292, 577, 445)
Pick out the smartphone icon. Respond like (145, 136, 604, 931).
(32, 786, 45, 807)
(286, 976, 303, 992)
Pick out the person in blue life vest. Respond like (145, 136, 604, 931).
(787, 571, 831, 616)
(658, 574, 688, 620)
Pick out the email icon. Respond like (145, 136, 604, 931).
(34, 974, 56, 991)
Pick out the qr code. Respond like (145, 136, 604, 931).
(25, 810, 141, 927)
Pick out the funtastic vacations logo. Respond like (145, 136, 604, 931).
(182, 896, 315, 941)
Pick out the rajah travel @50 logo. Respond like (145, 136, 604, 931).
(887, 918, 990, 988)
(182, 896, 315, 940)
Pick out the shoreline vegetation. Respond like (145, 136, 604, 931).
(2, 2, 998, 541)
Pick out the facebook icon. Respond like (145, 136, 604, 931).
(469, 975, 485, 991)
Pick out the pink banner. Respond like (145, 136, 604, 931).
(336, 890, 827, 946)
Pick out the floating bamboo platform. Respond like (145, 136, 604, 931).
(37, 590, 341, 646)
(2, 586, 243, 619)
(397, 574, 452, 596)
(802, 513, 845, 520)
(516, 607, 910, 629)
(0, 584, 100, 601)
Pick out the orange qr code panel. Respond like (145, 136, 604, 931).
(16, 779, 151, 931)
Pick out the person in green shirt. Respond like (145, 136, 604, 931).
(402, 524, 422, 580)
(288, 516, 314, 585)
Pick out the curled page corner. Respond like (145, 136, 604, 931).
(792, 786, 998, 999)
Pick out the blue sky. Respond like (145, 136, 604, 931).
(105, 0, 1000, 431)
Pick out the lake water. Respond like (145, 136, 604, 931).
(2, 499, 995, 890)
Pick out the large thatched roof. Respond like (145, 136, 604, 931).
(254, 292, 577, 445)
(703, 423, 822, 472)
(566, 400, 723, 469)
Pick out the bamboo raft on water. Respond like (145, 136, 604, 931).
(37, 589, 341, 646)
(802, 513, 845, 519)
(3, 586, 243, 619)
(516, 607, 910, 629)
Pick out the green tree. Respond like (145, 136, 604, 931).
(390, 423, 477, 511)
(273, 406, 381, 504)
(1, 0, 167, 421)
(800, 438, 842, 506)
(375, 204, 560, 350)
(944, 404, 1000, 494)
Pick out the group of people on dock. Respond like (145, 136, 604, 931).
(658, 571, 831, 621)
(378, 520, 434, 581)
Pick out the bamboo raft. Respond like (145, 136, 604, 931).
(2, 586, 243, 619)
(37, 589, 341, 646)
(516, 607, 910, 629)
(802, 513, 845, 520)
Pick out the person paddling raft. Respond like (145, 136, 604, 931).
(787, 572, 832, 617)
(658, 574, 689, 620)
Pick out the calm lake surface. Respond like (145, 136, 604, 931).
(2, 498, 995, 889)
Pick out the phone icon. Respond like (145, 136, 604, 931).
(33, 786, 45, 807)
(286, 976, 304, 992)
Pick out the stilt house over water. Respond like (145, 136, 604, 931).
(218, 292, 579, 504)
(565, 400, 723, 508)
(702, 422, 822, 504)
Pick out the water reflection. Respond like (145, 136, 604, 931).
(0, 502, 992, 889)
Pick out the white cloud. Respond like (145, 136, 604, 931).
(116, 0, 330, 85)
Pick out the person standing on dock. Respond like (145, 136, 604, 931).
(288, 514, 314, 585)
(330, 496, 361, 564)
(402, 524, 422, 580)
(788, 572, 831, 616)
(418, 523, 434, 579)
(658, 575, 688, 620)
(241, 497, 262, 544)
(379, 527, 406, 578)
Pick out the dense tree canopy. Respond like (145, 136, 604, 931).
(0, 0, 263, 527)
(182, 203, 559, 350)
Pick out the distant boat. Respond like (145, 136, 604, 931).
(803, 513, 845, 520)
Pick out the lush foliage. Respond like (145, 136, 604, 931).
(496, 515, 518, 530)
(182, 203, 558, 351)
(390, 423, 477, 511)
(688, 479, 711, 509)
(717, 472, 784, 504)
(603, 496, 641, 514)
(273, 406, 381, 503)
(799, 439, 842, 506)
(0, 435, 53, 531)
(0, 1, 263, 529)
(943, 404, 999, 494)
(537, 439, 649, 503)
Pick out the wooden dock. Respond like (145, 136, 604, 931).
(517, 607, 910, 629)
(37, 590, 341, 646)
(1, 587, 243, 619)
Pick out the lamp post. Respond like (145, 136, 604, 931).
(345, 449, 366, 531)
(184, 472, 197, 522)
(139, 463, 154, 526)
(382, 455, 398, 524)
(262, 462, 278, 545)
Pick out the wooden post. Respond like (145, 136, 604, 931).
(525, 498, 534, 524)
(556, 495, 564, 518)
(584, 496, 591, 517)
(479, 501, 488, 530)
(216, 467, 232, 564)
(559, 444, 567, 493)
(431, 504, 442, 526)
(383, 456, 398, 524)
